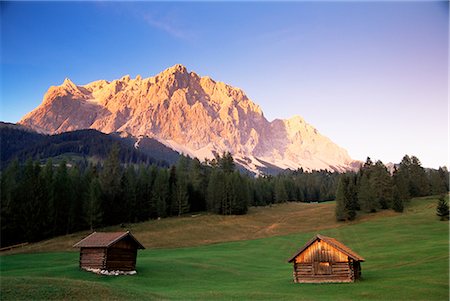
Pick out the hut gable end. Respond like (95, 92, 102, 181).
(288, 234, 365, 263)
(73, 231, 144, 273)
(287, 234, 365, 283)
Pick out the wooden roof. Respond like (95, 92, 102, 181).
(73, 231, 145, 249)
(287, 234, 365, 263)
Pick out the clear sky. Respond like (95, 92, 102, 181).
(1, 1, 448, 168)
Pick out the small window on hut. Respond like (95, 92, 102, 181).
(314, 262, 332, 275)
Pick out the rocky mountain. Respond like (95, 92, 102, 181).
(19, 64, 357, 173)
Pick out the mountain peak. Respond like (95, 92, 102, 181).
(164, 64, 188, 75)
(19, 65, 356, 173)
(62, 77, 76, 88)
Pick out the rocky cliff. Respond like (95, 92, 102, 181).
(19, 64, 356, 173)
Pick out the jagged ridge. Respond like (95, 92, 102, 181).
(19, 64, 356, 173)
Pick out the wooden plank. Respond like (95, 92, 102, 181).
(0, 242, 29, 252)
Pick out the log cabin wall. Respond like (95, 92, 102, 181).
(293, 240, 353, 283)
(80, 247, 107, 270)
(105, 237, 138, 271)
(105, 248, 137, 271)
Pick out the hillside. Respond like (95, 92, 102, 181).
(3, 200, 399, 254)
(1, 196, 438, 254)
(0, 122, 180, 168)
(1, 196, 448, 300)
(18, 65, 358, 173)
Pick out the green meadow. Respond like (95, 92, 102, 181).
(1, 196, 448, 300)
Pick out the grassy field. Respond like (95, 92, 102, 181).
(1, 196, 448, 300)
(3, 200, 399, 254)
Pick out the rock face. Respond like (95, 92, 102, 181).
(19, 64, 356, 173)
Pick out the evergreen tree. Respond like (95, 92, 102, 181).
(228, 172, 249, 214)
(206, 169, 226, 214)
(392, 166, 410, 211)
(135, 165, 153, 221)
(436, 195, 449, 221)
(52, 160, 71, 236)
(152, 168, 170, 218)
(437, 167, 449, 192)
(85, 177, 103, 230)
(218, 152, 235, 173)
(189, 158, 207, 212)
(274, 177, 288, 203)
(335, 175, 349, 221)
(171, 156, 190, 216)
(429, 168, 447, 195)
(345, 174, 358, 220)
(358, 173, 377, 213)
(122, 165, 138, 222)
(99, 144, 123, 225)
(371, 161, 393, 209)
(0, 159, 20, 247)
(391, 183, 404, 213)
(409, 156, 430, 197)
(39, 160, 54, 238)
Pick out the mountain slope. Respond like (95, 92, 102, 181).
(0, 122, 179, 167)
(19, 64, 356, 173)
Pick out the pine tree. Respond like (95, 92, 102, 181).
(436, 195, 449, 221)
(392, 183, 404, 213)
(371, 161, 393, 209)
(229, 172, 249, 215)
(171, 156, 190, 216)
(429, 169, 447, 195)
(335, 175, 349, 221)
(85, 177, 103, 230)
(206, 169, 226, 214)
(152, 169, 170, 218)
(99, 144, 123, 225)
(392, 166, 410, 211)
(358, 173, 377, 213)
(274, 177, 288, 203)
(409, 156, 430, 197)
(122, 165, 138, 222)
(52, 160, 71, 236)
(0, 159, 20, 247)
(189, 158, 207, 212)
(345, 174, 358, 220)
(218, 152, 235, 173)
(39, 160, 54, 238)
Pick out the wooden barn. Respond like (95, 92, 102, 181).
(73, 231, 144, 271)
(287, 234, 364, 283)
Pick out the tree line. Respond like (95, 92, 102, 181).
(335, 155, 449, 221)
(0, 146, 339, 248)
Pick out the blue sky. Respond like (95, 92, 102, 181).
(1, 1, 448, 168)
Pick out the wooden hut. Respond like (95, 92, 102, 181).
(287, 234, 364, 283)
(73, 231, 144, 271)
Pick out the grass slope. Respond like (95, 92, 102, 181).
(1, 196, 448, 300)
(5, 200, 398, 254)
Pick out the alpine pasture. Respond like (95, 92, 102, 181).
(1, 196, 448, 300)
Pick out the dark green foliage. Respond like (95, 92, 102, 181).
(358, 173, 377, 213)
(274, 177, 288, 203)
(0, 126, 169, 169)
(85, 176, 103, 230)
(335, 174, 357, 221)
(436, 195, 449, 221)
(3, 145, 441, 248)
(99, 144, 124, 225)
(429, 167, 448, 195)
(336, 154, 443, 221)
(335, 175, 348, 221)
(152, 168, 170, 218)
